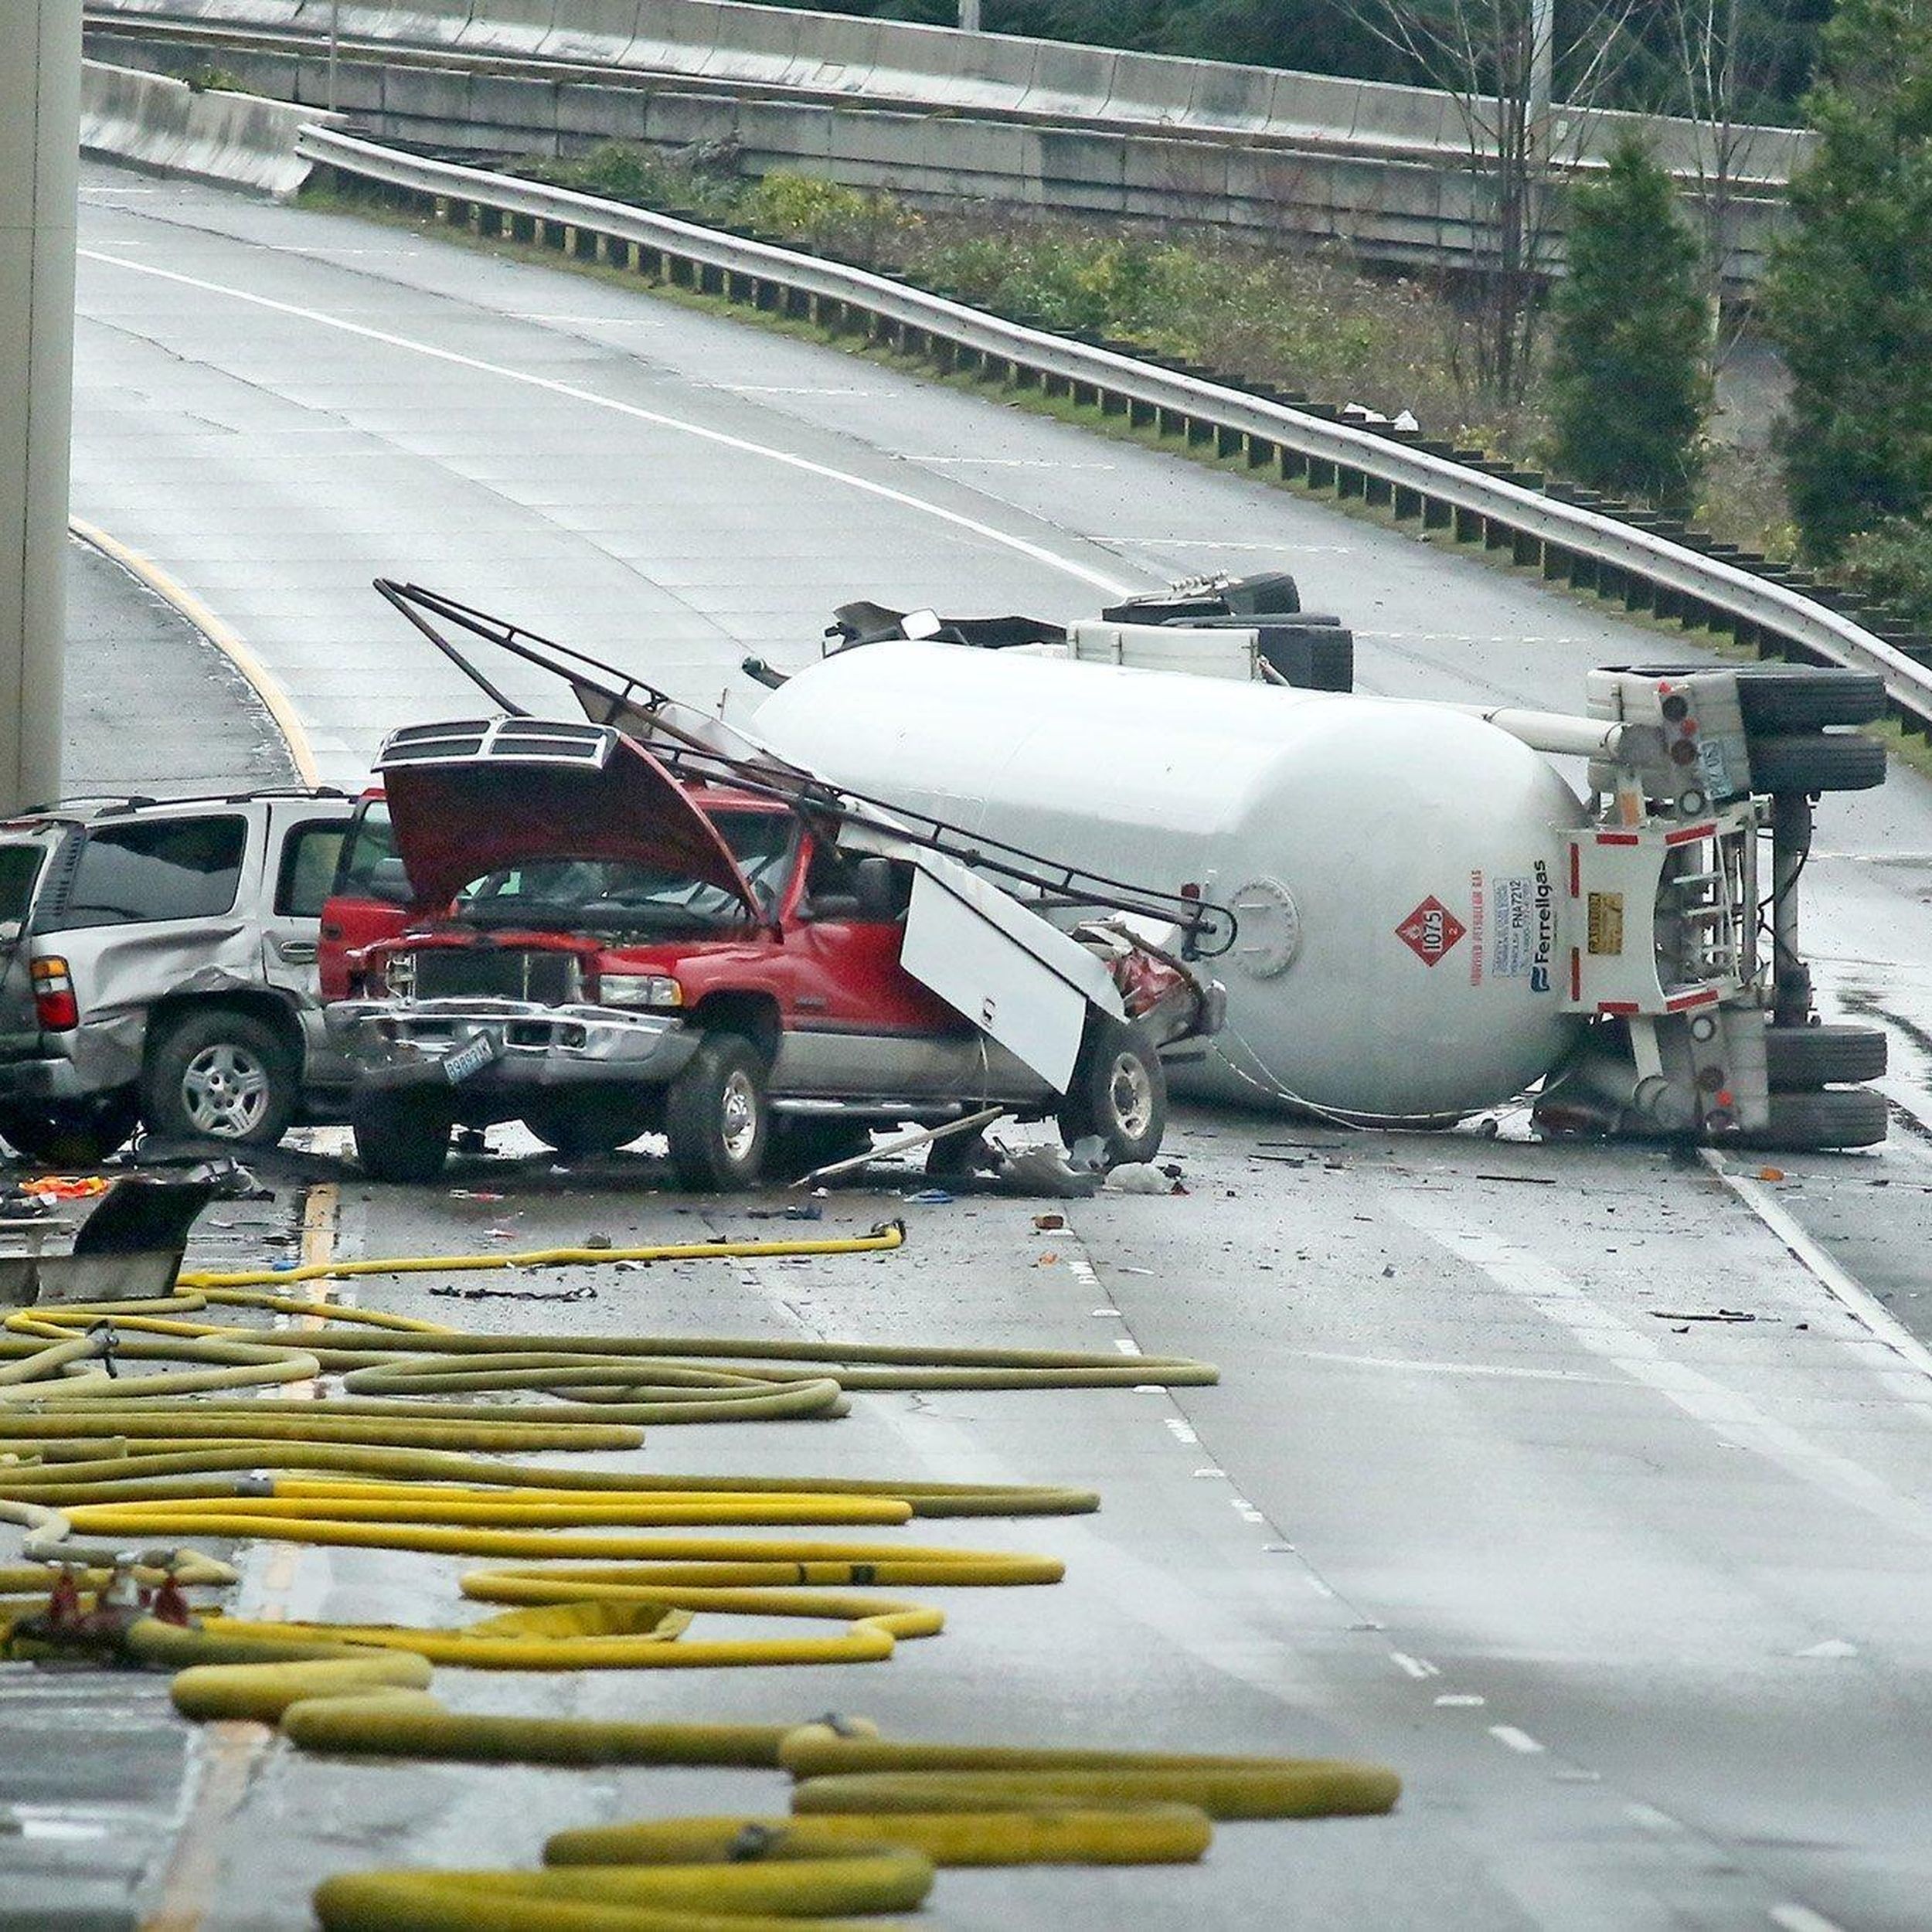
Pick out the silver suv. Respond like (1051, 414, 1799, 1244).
(0, 790, 355, 1162)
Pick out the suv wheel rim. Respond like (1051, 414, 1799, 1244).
(182, 1043, 270, 1137)
(719, 1069, 759, 1163)
(1107, 1053, 1154, 1141)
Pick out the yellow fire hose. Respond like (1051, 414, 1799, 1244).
(311, 1869, 917, 1932)
(544, 1808, 1216, 1870)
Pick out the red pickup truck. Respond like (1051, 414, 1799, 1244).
(321, 716, 1221, 1186)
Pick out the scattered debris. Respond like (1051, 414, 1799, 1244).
(430, 1281, 598, 1303)
(994, 1144, 1103, 1199)
(1033, 1213, 1066, 1232)
(1107, 1164, 1173, 1196)
(1475, 1174, 1557, 1186)
(1649, 1309, 1758, 1323)
(582, 1233, 614, 1250)
(905, 1188, 954, 1206)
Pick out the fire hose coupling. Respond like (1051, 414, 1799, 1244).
(234, 1475, 274, 1498)
(85, 1319, 121, 1376)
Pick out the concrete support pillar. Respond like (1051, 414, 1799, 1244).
(1, 2, 80, 815)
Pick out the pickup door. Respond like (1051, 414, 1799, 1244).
(318, 797, 410, 1003)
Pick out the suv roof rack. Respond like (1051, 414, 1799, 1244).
(19, 786, 350, 818)
(373, 579, 1237, 957)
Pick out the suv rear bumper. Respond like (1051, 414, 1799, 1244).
(326, 998, 699, 1096)
(0, 1054, 90, 1104)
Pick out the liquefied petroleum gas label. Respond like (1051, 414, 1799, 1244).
(1587, 890, 1625, 957)
(1396, 895, 1467, 968)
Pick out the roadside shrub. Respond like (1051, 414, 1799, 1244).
(1837, 516, 1932, 630)
(745, 173, 920, 267)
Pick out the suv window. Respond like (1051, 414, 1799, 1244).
(277, 821, 348, 920)
(0, 843, 47, 933)
(53, 815, 248, 930)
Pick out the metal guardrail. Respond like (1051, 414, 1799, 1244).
(300, 124, 1932, 740)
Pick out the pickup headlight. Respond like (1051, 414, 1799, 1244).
(598, 973, 683, 1010)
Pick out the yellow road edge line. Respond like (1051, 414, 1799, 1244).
(137, 1182, 342, 1932)
(67, 517, 321, 787)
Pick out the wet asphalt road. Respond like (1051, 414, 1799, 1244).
(16, 162, 1932, 1930)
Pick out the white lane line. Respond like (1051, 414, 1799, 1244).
(1702, 1149, 1932, 1381)
(1290, 1345, 1615, 1384)
(78, 250, 1135, 597)
(1389, 1651, 1440, 1679)
(1625, 1801, 1689, 1835)
(1488, 1725, 1546, 1754)
(1770, 1905, 1848, 1932)
(1434, 1693, 1486, 1707)
(1395, 1199, 1932, 1547)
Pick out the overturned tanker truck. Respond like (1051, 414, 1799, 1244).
(742, 574, 1890, 1151)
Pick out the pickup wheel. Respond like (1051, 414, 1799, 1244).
(352, 1087, 456, 1184)
(664, 1033, 770, 1191)
(522, 1094, 661, 1159)
(1058, 1021, 1167, 1167)
(0, 1090, 140, 1166)
(143, 1009, 299, 1146)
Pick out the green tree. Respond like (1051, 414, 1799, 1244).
(1762, 0, 1932, 559)
(1546, 136, 1711, 506)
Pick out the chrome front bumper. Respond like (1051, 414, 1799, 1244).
(325, 997, 699, 1094)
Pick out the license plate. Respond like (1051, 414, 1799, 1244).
(440, 1033, 502, 1086)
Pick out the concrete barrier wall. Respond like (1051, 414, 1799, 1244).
(78, 58, 342, 196)
(82, 27, 1790, 278)
(88, 0, 1814, 185)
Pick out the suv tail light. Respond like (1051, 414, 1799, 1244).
(32, 956, 78, 1032)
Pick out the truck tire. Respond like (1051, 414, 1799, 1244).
(352, 1087, 456, 1184)
(1611, 664, 1887, 730)
(1764, 1022, 1888, 1090)
(1747, 733, 1887, 794)
(143, 1008, 299, 1146)
(0, 1090, 140, 1166)
(522, 1093, 660, 1158)
(664, 1033, 770, 1191)
(1738, 1086, 1890, 1151)
(1058, 1021, 1167, 1167)
(770, 1117, 872, 1179)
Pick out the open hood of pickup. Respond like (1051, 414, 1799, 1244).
(375, 717, 759, 915)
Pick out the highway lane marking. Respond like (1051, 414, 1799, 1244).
(139, 1182, 342, 1932)
(1704, 1149, 1932, 1383)
(1770, 1905, 1847, 1932)
(66, 518, 321, 787)
(78, 250, 1135, 597)
(1389, 1651, 1440, 1679)
(1395, 1198, 1932, 1548)
(1288, 1345, 1618, 1383)
(1488, 1725, 1546, 1753)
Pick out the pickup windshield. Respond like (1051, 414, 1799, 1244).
(454, 811, 795, 934)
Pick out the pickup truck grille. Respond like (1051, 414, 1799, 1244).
(406, 947, 580, 1004)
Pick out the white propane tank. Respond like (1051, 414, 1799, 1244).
(754, 641, 1588, 1121)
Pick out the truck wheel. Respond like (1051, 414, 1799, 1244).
(1058, 1021, 1167, 1166)
(770, 1117, 872, 1179)
(143, 1009, 299, 1146)
(1738, 1086, 1889, 1151)
(1611, 664, 1887, 730)
(1747, 733, 1887, 794)
(522, 1094, 661, 1158)
(1764, 1022, 1888, 1090)
(664, 1034, 769, 1191)
(352, 1087, 455, 1183)
(0, 1090, 140, 1166)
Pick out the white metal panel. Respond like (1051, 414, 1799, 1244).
(1070, 621, 1257, 680)
(898, 867, 1094, 1092)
